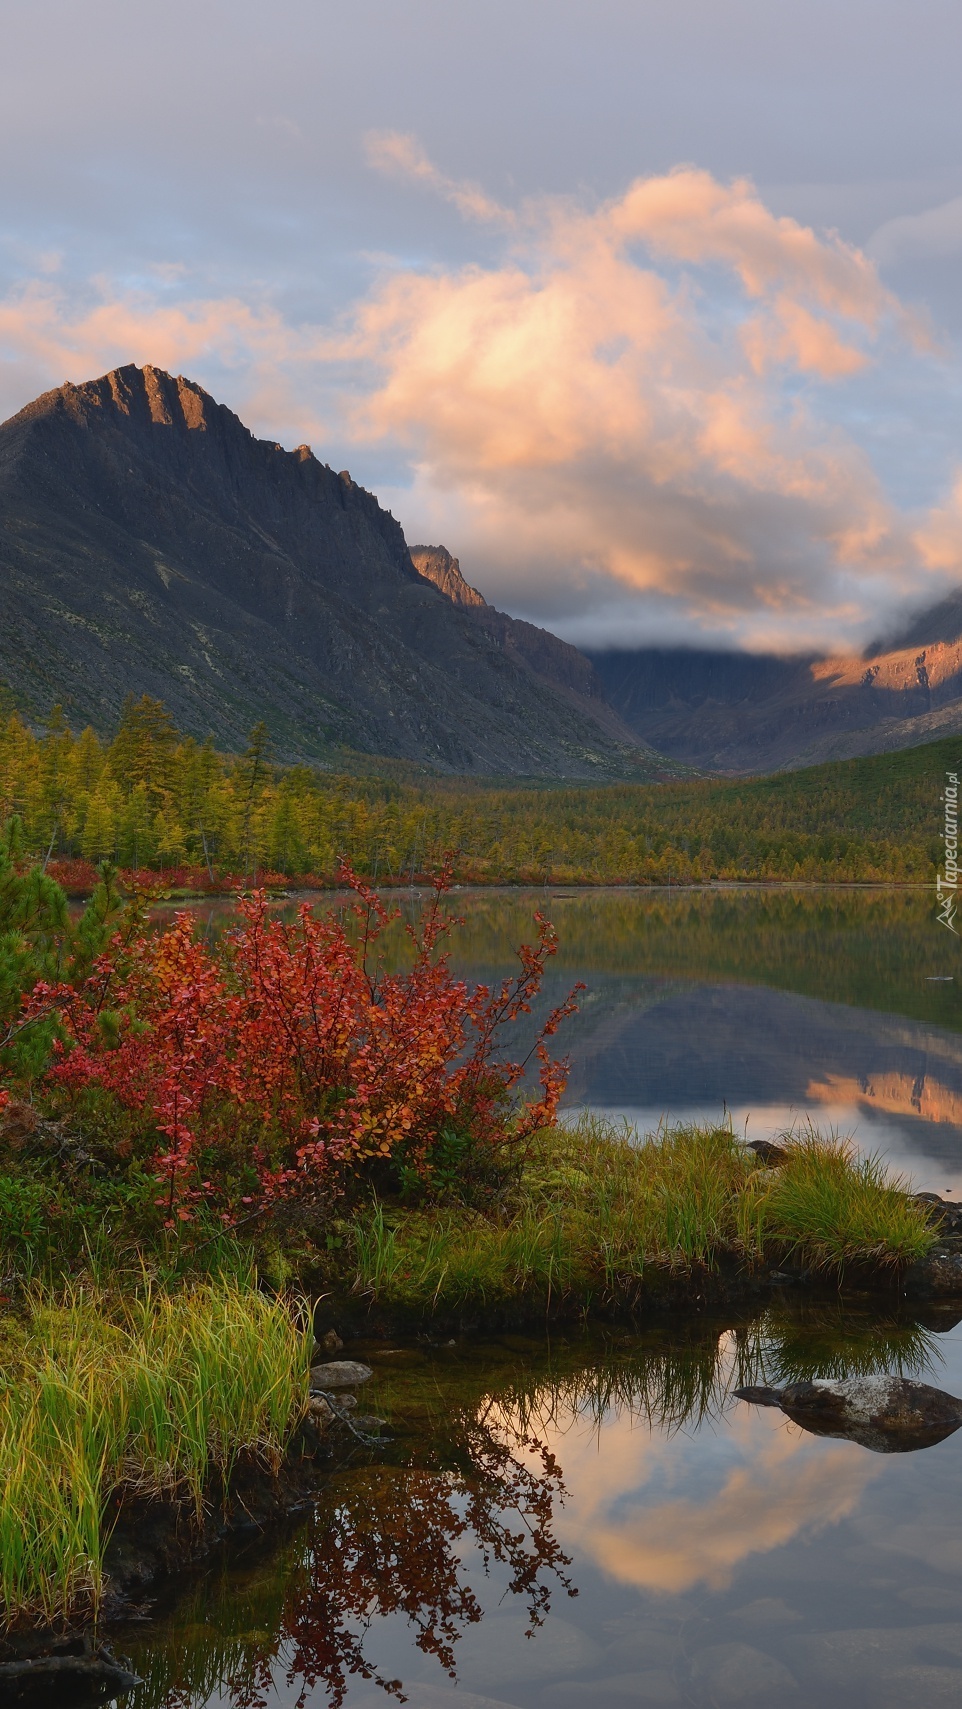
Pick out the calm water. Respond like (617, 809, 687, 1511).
(121, 1303, 962, 1709)
(236, 882, 962, 1193)
(178, 884, 962, 1192)
(109, 883, 962, 1708)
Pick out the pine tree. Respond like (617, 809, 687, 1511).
(239, 722, 272, 883)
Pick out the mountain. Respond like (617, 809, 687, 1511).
(0, 365, 658, 777)
(589, 606, 962, 774)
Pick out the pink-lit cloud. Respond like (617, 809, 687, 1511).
(364, 130, 512, 226)
(0, 280, 332, 448)
(0, 150, 957, 652)
(339, 151, 947, 650)
(499, 1370, 879, 1595)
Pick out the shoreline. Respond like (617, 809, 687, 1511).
(6, 1257, 962, 1692)
(83, 877, 938, 902)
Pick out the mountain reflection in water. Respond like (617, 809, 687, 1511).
(123, 1303, 962, 1709)
(437, 886, 962, 1193)
(172, 885, 962, 1189)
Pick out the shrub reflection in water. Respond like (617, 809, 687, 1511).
(123, 1302, 943, 1709)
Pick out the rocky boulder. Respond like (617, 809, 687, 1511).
(735, 1375, 962, 1453)
(309, 1360, 373, 1391)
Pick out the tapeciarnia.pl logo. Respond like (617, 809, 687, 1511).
(937, 770, 959, 934)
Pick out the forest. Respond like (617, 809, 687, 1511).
(0, 694, 950, 889)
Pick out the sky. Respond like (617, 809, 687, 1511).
(2, 0, 962, 654)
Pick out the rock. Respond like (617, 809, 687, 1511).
(309, 1360, 372, 1390)
(735, 1374, 962, 1452)
(745, 1139, 789, 1165)
(903, 1246, 962, 1296)
(550, 1672, 682, 1705)
(351, 1415, 388, 1433)
(913, 1194, 962, 1235)
(905, 1301, 962, 1333)
(602, 1629, 678, 1669)
(0, 1645, 141, 1700)
(368, 1346, 428, 1365)
(781, 1621, 962, 1695)
(447, 1614, 602, 1688)
(736, 1385, 783, 1406)
(353, 1686, 523, 1709)
(307, 1396, 334, 1423)
(730, 1597, 802, 1627)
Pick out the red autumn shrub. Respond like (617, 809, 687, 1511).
(44, 858, 101, 896)
(118, 865, 293, 894)
(47, 863, 580, 1226)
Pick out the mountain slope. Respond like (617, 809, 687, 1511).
(589, 611, 962, 775)
(0, 365, 656, 776)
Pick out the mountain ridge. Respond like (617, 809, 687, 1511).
(589, 609, 962, 774)
(0, 364, 659, 778)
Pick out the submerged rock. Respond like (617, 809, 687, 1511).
(309, 1360, 373, 1390)
(0, 1643, 140, 1703)
(735, 1375, 962, 1452)
(690, 1640, 798, 1700)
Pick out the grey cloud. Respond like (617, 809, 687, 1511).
(869, 196, 962, 267)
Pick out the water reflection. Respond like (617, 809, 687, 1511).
(122, 1302, 962, 1708)
(444, 887, 962, 1190)
(166, 886, 962, 1189)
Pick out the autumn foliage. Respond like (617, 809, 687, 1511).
(40, 862, 579, 1226)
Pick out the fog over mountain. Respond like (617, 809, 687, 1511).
(589, 598, 962, 773)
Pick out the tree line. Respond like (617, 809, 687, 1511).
(0, 695, 946, 886)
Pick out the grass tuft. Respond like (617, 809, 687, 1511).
(0, 1281, 312, 1629)
(351, 1117, 934, 1313)
(756, 1130, 933, 1270)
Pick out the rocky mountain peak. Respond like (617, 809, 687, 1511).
(410, 544, 487, 609)
(14, 363, 229, 440)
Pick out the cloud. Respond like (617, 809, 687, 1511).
(365, 130, 512, 226)
(332, 154, 943, 649)
(0, 149, 957, 653)
(0, 279, 332, 447)
(508, 1388, 878, 1595)
(869, 195, 962, 267)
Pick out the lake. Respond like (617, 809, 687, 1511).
(107, 882, 962, 1709)
(121, 1300, 962, 1709)
(222, 882, 959, 1194)
(441, 884, 962, 1196)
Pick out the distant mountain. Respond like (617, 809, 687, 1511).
(589, 603, 962, 774)
(0, 365, 660, 777)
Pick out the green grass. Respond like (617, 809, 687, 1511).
(0, 1281, 312, 1629)
(351, 1118, 935, 1314)
(752, 1130, 934, 1270)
